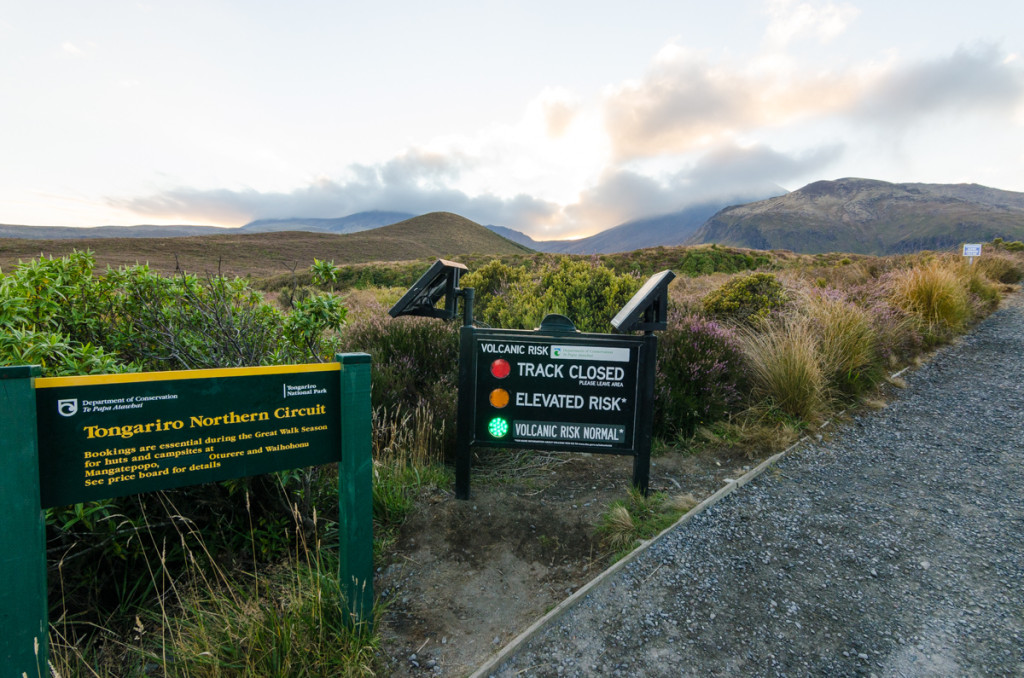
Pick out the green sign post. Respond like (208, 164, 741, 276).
(0, 366, 47, 676)
(1, 355, 374, 676)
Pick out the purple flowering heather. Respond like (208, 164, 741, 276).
(654, 312, 747, 438)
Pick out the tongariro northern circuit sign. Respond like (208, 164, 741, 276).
(34, 363, 342, 507)
(1, 357, 375, 674)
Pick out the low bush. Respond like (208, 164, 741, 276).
(702, 272, 788, 326)
(340, 310, 459, 460)
(654, 313, 746, 438)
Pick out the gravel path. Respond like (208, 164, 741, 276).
(487, 295, 1024, 677)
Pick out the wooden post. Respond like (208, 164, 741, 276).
(0, 365, 47, 676)
(337, 353, 374, 624)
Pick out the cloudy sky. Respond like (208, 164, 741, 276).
(2, 1, 1022, 239)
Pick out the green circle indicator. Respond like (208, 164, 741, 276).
(488, 416, 509, 438)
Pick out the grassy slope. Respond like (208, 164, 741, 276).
(0, 212, 533, 277)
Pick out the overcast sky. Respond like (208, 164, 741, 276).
(2, 1, 1022, 238)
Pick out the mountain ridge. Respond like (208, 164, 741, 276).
(687, 178, 1024, 255)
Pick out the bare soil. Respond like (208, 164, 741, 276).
(375, 447, 758, 676)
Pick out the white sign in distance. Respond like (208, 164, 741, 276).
(963, 243, 982, 257)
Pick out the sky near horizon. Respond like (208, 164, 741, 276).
(2, 1, 1023, 239)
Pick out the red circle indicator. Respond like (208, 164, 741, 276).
(490, 359, 511, 379)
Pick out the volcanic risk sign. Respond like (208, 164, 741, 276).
(455, 322, 658, 498)
(471, 333, 642, 452)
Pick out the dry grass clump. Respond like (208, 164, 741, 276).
(599, 505, 637, 551)
(801, 291, 878, 398)
(974, 253, 1024, 284)
(889, 258, 971, 335)
(738, 315, 826, 422)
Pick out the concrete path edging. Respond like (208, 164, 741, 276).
(468, 421, 839, 678)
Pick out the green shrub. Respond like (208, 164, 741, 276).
(703, 272, 788, 326)
(654, 314, 746, 438)
(535, 258, 640, 332)
(1, 252, 351, 637)
(462, 257, 640, 332)
(459, 259, 533, 329)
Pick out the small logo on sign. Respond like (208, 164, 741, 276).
(552, 347, 562, 357)
(57, 399, 79, 417)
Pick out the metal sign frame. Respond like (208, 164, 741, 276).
(455, 318, 658, 499)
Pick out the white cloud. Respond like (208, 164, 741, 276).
(854, 44, 1024, 126)
(61, 41, 85, 56)
(109, 32, 1024, 239)
(763, 0, 860, 47)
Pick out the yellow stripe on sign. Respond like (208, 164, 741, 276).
(35, 362, 341, 389)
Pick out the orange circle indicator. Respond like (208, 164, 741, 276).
(490, 359, 511, 379)
(489, 388, 510, 408)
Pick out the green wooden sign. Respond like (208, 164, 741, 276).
(1, 356, 374, 676)
(35, 363, 343, 507)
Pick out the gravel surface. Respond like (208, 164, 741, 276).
(488, 296, 1024, 677)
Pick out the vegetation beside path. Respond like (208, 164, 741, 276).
(3, 238, 1022, 675)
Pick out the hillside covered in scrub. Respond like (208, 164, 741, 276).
(688, 178, 1024, 255)
(5, 238, 1024, 676)
(0, 211, 532, 278)
(4, 179, 1024, 259)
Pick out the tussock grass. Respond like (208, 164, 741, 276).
(889, 258, 971, 336)
(597, 489, 698, 558)
(974, 253, 1024, 284)
(739, 316, 826, 421)
(802, 291, 879, 398)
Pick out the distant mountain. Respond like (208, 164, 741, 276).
(0, 211, 416, 240)
(538, 190, 787, 255)
(364, 212, 534, 260)
(484, 225, 543, 249)
(240, 211, 415, 234)
(687, 178, 1024, 255)
(0, 212, 532, 278)
(0, 224, 228, 239)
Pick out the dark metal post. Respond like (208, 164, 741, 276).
(454, 287, 477, 499)
(455, 321, 475, 500)
(462, 287, 474, 328)
(632, 333, 658, 496)
(0, 365, 47, 675)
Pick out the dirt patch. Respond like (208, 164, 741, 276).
(376, 448, 757, 676)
